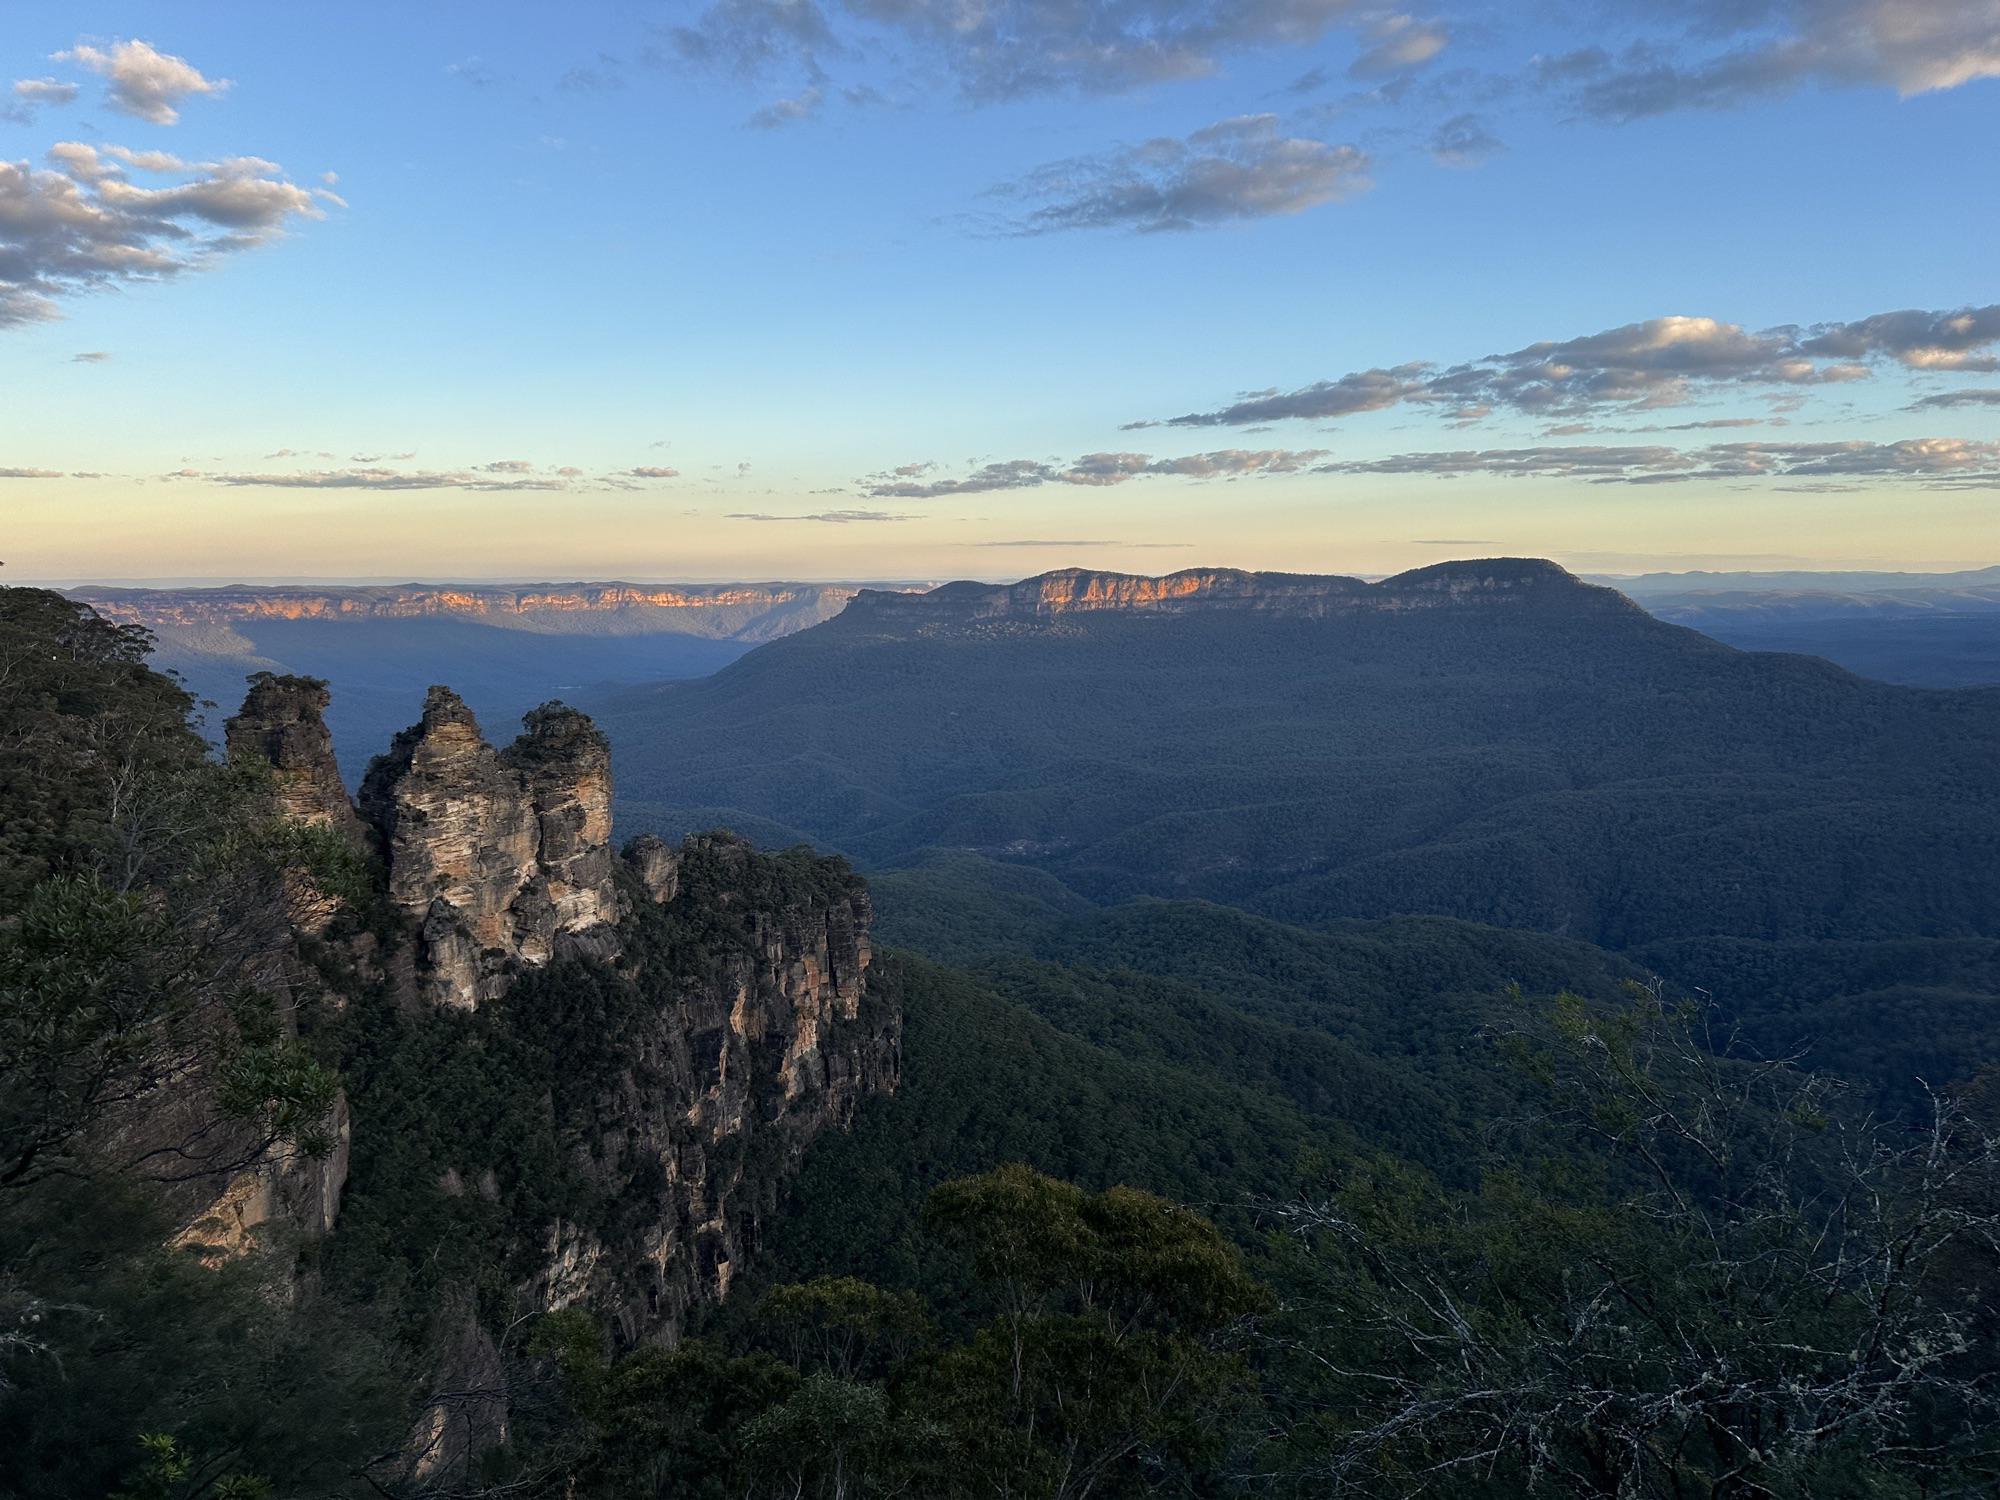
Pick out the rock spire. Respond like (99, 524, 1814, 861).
(358, 686, 624, 1008)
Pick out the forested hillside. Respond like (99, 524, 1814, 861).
(594, 560, 2000, 950)
(8, 581, 2000, 1498)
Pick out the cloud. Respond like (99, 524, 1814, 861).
(178, 466, 575, 491)
(625, 465, 681, 478)
(864, 447, 1326, 496)
(1798, 305, 2000, 370)
(1427, 112, 1504, 166)
(0, 466, 64, 478)
(1350, 13, 1448, 76)
(661, 0, 841, 82)
(1161, 302, 2000, 426)
(0, 143, 323, 327)
(660, 0, 1371, 103)
(729, 508, 913, 521)
(1168, 363, 1430, 425)
(70, 349, 110, 362)
(1550, 0, 2000, 121)
(1313, 436, 2000, 484)
(6, 78, 79, 121)
(1910, 387, 2000, 409)
(749, 85, 824, 126)
(986, 115, 1369, 234)
(61, 39, 226, 125)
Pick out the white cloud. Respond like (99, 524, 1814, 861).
(0, 144, 322, 327)
(60, 39, 227, 125)
(988, 115, 1369, 234)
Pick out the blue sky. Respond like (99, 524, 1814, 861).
(4, 0, 1998, 581)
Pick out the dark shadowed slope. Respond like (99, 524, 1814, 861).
(592, 559, 2000, 951)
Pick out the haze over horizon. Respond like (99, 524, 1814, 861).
(4, 3, 1997, 578)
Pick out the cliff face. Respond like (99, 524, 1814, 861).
(357, 687, 623, 1009)
(532, 833, 894, 1342)
(72, 581, 871, 641)
(845, 559, 1641, 626)
(224, 673, 370, 843)
(223, 676, 899, 1360)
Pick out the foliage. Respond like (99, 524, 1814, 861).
(593, 582, 2000, 950)
(1266, 989, 2000, 1498)
(546, 1168, 1264, 1500)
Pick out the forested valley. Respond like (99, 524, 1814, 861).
(5, 568, 2000, 1499)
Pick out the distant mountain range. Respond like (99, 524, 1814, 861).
(588, 558, 2000, 946)
(66, 563, 2000, 782)
(67, 581, 882, 780)
(1594, 567, 2000, 688)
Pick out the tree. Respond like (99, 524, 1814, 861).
(917, 1166, 1268, 1500)
(1269, 988, 2000, 1498)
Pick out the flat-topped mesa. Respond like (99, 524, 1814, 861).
(845, 558, 1640, 624)
(358, 686, 622, 1009)
(224, 673, 369, 843)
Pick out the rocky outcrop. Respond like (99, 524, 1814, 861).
(515, 831, 894, 1344)
(625, 831, 683, 904)
(224, 673, 369, 843)
(72, 580, 872, 642)
(845, 559, 1643, 626)
(358, 687, 623, 1008)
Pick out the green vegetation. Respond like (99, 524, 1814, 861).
(8, 580, 2000, 1497)
(0, 590, 404, 1498)
(592, 570, 2000, 949)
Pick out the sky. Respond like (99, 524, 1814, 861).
(3, 0, 1998, 583)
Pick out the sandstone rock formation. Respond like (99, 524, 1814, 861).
(219, 671, 900, 1474)
(224, 672, 369, 843)
(846, 559, 1641, 625)
(358, 687, 623, 1008)
(522, 831, 894, 1343)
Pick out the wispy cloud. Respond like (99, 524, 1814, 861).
(729, 508, 913, 522)
(659, 0, 1388, 104)
(865, 447, 1326, 497)
(1909, 387, 2000, 409)
(173, 465, 576, 491)
(1545, 0, 2000, 122)
(0, 466, 64, 479)
(1161, 303, 2000, 427)
(60, 39, 227, 125)
(748, 85, 823, 127)
(4, 77, 79, 123)
(0, 142, 328, 327)
(984, 115, 1368, 234)
(1315, 437, 2000, 484)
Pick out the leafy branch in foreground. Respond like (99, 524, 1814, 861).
(1267, 988, 2000, 1498)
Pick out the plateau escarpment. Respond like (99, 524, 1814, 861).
(595, 557, 2000, 950)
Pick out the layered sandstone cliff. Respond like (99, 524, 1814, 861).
(529, 832, 893, 1342)
(358, 687, 623, 1008)
(225, 673, 371, 842)
(845, 559, 1642, 625)
(223, 675, 898, 1362)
